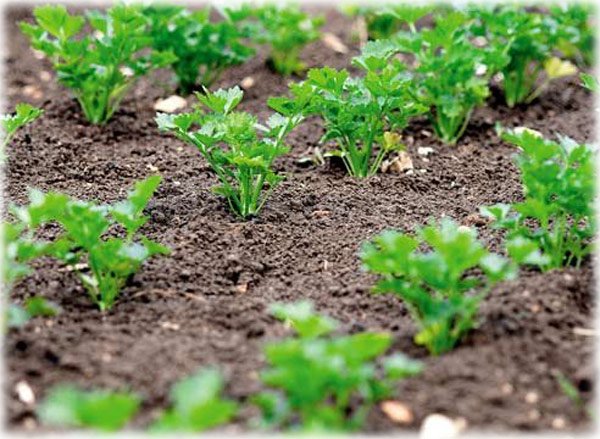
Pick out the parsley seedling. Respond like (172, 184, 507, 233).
(362, 218, 515, 355)
(142, 5, 254, 94)
(269, 43, 425, 178)
(550, 3, 595, 67)
(391, 11, 507, 144)
(151, 368, 238, 432)
(482, 128, 596, 270)
(469, 5, 577, 107)
(251, 4, 323, 76)
(157, 87, 302, 219)
(1, 219, 50, 328)
(1, 103, 43, 150)
(21, 5, 175, 124)
(252, 301, 422, 430)
(38, 386, 140, 431)
(11, 176, 170, 310)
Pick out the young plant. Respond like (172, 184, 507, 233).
(469, 5, 577, 107)
(481, 128, 596, 271)
(251, 4, 324, 75)
(1, 219, 50, 328)
(20, 5, 175, 124)
(348, 4, 437, 40)
(550, 3, 595, 67)
(38, 385, 140, 431)
(157, 87, 301, 219)
(581, 72, 598, 92)
(142, 5, 254, 94)
(1, 103, 43, 150)
(151, 368, 238, 432)
(11, 176, 170, 310)
(361, 218, 514, 355)
(391, 11, 508, 144)
(252, 301, 423, 431)
(269, 44, 426, 178)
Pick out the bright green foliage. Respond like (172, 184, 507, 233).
(391, 11, 507, 144)
(252, 301, 423, 431)
(5, 296, 60, 329)
(269, 46, 426, 178)
(142, 5, 254, 94)
(1, 103, 43, 149)
(361, 218, 515, 355)
(481, 128, 595, 271)
(38, 385, 140, 431)
(469, 5, 577, 107)
(151, 368, 238, 432)
(345, 4, 437, 39)
(251, 4, 323, 75)
(1, 221, 48, 292)
(25, 296, 61, 317)
(550, 3, 595, 67)
(20, 5, 175, 124)
(581, 73, 598, 92)
(1, 219, 50, 328)
(11, 176, 170, 310)
(157, 87, 301, 219)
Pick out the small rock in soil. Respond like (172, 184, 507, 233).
(154, 95, 187, 113)
(381, 400, 414, 424)
(321, 32, 349, 54)
(15, 381, 35, 405)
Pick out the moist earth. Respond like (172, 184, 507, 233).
(2, 6, 596, 433)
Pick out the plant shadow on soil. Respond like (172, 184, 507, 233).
(2, 5, 596, 433)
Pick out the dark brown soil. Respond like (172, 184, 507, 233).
(2, 5, 596, 434)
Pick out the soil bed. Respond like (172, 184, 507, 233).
(3, 6, 596, 433)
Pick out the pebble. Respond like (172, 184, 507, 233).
(420, 414, 467, 439)
(552, 417, 566, 429)
(240, 76, 255, 90)
(160, 322, 180, 331)
(418, 147, 435, 156)
(321, 32, 349, 54)
(22, 85, 43, 100)
(15, 381, 35, 405)
(39, 71, 51, 82)
(381, 400, 414, 424)
(525, 391, 539, 404)
(154, 95, 187, 113)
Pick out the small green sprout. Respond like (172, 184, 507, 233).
(550, 3, 595, 67)
(251, 4, 324, 75)
(481, 128, 596, 270)
(20, 5, 175, 124)
(157, 86, 302, 219)
(469, 5, 577, 107)
(269, 43, 426, 178)
(10, 176, 170, 310)
(25, 296, 61, 317)
(142, 5, 254, 94)
(1, 219, 50, 328)
(151, 368, 238, 432)
(38, 385, 140, 431)
(1, 103, 43, 150)
(361, 218, 515, 355)
(581, 72, 598, 92)
(252, 301, 423, 431)
(390, 10, 507, 144)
